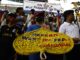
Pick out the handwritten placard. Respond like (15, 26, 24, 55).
(13, 28, 74, 55)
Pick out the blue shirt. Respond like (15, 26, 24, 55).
(27, 24, 41, 32)
(26, 24, 41, 60)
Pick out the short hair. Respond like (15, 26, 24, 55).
(63, 10, 74, 21)
(31, 9, 35, 12)
(30, 9, 35, 14)
(7, 13, 16, 18)
(6, 13, 16, 24)
(36, 16, 44, 24)
(48, 17, 53, 22)
(36, 11, 45, 18)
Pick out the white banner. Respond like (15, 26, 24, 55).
(24, 0, 62, 12)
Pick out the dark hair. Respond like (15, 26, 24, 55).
(6, 13, 16, 24)
(30, 9, 35, 14)
(36, 11, 45, 18)
(48, 17, 53, 22)
(16, 7, 23, 13)
(36, 16, 44, 24)
(63, 10, 74, 21)
(7, 13, 16, 18)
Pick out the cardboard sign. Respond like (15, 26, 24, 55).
(13, 28, 74, 55)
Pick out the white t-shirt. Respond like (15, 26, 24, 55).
(26, 14, 34, 28)
(59, 22, 80, 38)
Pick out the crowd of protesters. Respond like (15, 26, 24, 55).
(0, 7, 80, 60)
